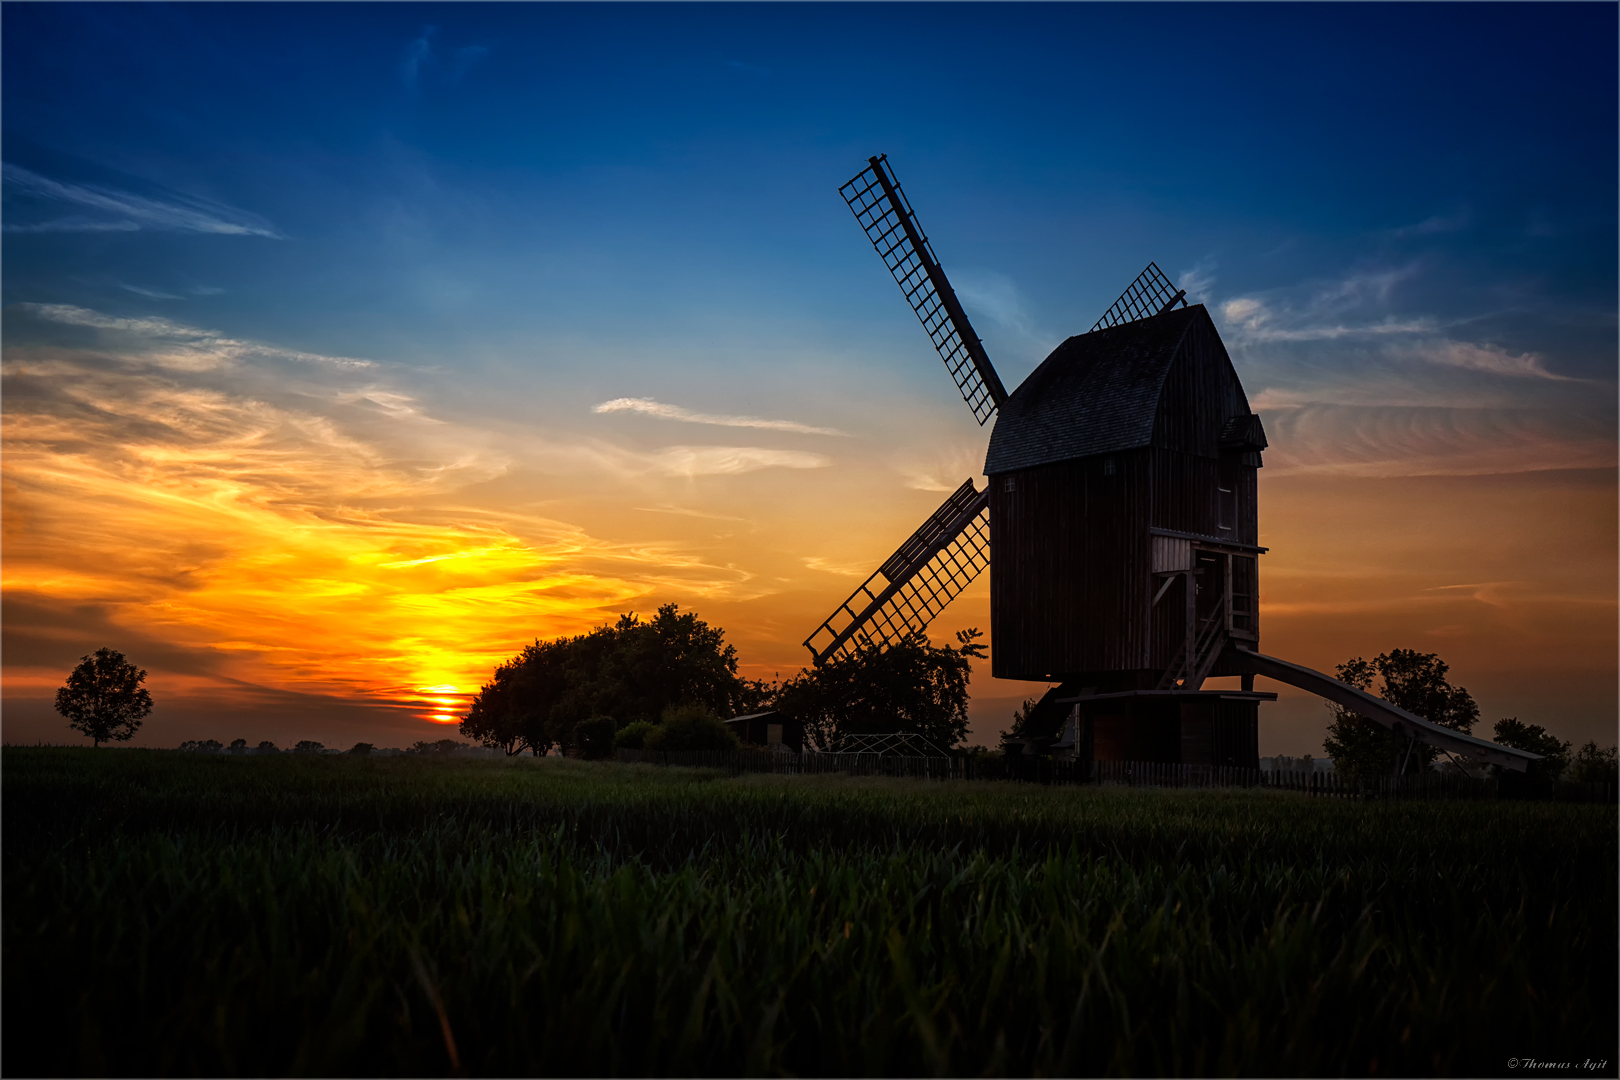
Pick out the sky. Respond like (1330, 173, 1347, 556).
(3, 2, 1615, 754)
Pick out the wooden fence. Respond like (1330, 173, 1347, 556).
(613, 748, 1616, 803)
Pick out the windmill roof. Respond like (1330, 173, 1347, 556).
(984, 305, 1203, 475)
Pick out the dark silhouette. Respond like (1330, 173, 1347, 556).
(179, 739, 224, 752)
(293, 740, 325, 754)
(1323, 650, 1478, 778)
(55, 648, 153, 747)
(641, 705, 738, 753)
(1570, 741, 1619, 784)
(1492, 718, 1571, 777)
(461, 604, 767, 756)
(777, 629, 983, 751)
(407, 739, 461, 756)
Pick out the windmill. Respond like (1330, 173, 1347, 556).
(803, 154, 1538, 774)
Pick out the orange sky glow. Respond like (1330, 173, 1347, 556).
(2, 308, 1614, 754)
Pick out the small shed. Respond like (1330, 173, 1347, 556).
(725, 710, 802, 752)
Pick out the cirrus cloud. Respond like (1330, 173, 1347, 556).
(593, 396, 848, 436)
(647, 445, 832, 477)
(2, 163, 281, 237)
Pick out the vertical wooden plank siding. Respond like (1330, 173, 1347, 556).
(988, 310, 1260, 686)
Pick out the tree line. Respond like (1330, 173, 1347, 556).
(49, 632, 1619, 786)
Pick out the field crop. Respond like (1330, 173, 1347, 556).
(4, 748, 1615, 1077)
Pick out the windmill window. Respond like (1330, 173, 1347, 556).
(1101, 457, 1117, 477)
(1003, 476, 1016, 493)
(1218, 485, 1235, 532)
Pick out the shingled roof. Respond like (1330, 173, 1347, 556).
(984, 304, 1204, 475)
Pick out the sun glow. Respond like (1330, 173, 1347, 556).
(0, 340, 665, 733)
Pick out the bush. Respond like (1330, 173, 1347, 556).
(614, 720, 658, 751)
(574, 717, 617, 760)
(643, 705, 738, 753)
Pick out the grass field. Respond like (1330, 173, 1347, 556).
(4, 748, 1615, 1077)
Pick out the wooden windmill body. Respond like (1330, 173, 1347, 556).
(804, 155, 1539, 774)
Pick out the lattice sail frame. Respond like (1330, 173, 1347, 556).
(1092, 261, 1188, 331)
(822, 731, 950, 758)
(803, 480, 990, 663)
(841, 156, 1007, 425)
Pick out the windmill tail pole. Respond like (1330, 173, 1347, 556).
(1223, 645, 1541, 773)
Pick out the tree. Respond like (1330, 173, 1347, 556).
(460, 604, 756, 755)
(257, 740, 279, 753)
(349, 742, 374, 756)
(1569, 742, 1618, 785)
(55, 648, 153, 747)
(777, 629, 985, 751)
(229, 738, 248, 755)
(1491, 718, 1571, 778)
(1322, 650, 1478, 779)
(294, 740, 325, 754)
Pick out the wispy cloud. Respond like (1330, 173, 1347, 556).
(892, 442, 985, 492)
(1179, 262, 1218, 304)
(1216, 262, 1608, 475)
(2, 163, 280, 237)
(647, 446, 832, 477)
(1220, 295, 1435, 342)
(401, 28, 488, 90)
(803, 556, 867, 577)
(1255, 403, 1614, 477)
(401, 26, 437, 87)
(593, 396, 848, 436)
(633, 504, 749, 522)
(119, 284, 184, 300)
(1389, 209, 1470, 238)
(16, 303, 373, 372)
(1416, 340, 1574, 381)
(953, 270, 1059, 363)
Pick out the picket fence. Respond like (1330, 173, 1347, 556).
(614, 748, 1616, 803)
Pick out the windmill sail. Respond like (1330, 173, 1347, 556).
(1091, 261, 1187, 331)
(803, 480, 990, 663)
(841, 155, 1008, 425)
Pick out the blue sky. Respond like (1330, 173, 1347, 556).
(3, 3, 1615, 751)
